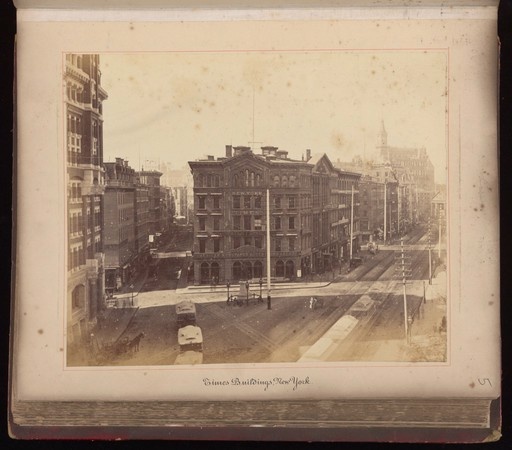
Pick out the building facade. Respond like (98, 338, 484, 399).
(188, 146, 361, 285)
(65, 54, 108, 345)
(138, 170, 163, 242)
(103, 158, 137, 293)
(377, 121, 435, 222)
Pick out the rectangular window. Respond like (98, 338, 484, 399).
(244, 215, 251, 230)
(233, 237, 241, 249)
(213, 197, 220, 209)
(233, 196, 240, 209)
(244, 196, 251, 209)
(213, 239, 220, 253)
(213, 218, 220, 231)
(274, 197, 281, 209)
(254, 236, 262, 249)
(254, 196, 262, 209)
(289, 237, 295, 251)
(289, 216, 296, 230)
(199, 239, 206, 253)
(288, 196, 296, 209)
(275, 217, 281, 230)
(199, 217, 206, 231)
(198, 196, 206, 209)
(244, 236, 251, 246)
(275, 238, 282, 252)
(233, 216, 241, 230)
(254, 216, 262, 230)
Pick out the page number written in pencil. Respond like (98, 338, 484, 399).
(478, 378, 492, 387)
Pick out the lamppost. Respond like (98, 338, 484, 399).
(130, 284, 134, 306)
(259, 277, 263, 299)
(226, 280, 230, 301)
(245, 280, 249, 306)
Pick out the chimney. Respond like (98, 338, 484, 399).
(306, 149, 311, 161)
(261, 146, 278, 157)
(233, 146, 251, 156)
(276, 150, 288, 159)
(225, 145, 232, 158)
(207, 155, 215, 161)
(115, 157, 123, 165)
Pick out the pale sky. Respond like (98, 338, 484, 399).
(100, 50, 447, 183)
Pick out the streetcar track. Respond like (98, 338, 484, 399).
(204, 303, 279, 352)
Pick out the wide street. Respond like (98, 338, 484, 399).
(85, 225, 446, 367)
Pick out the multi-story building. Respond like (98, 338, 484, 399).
(134, 178, 150, 255)
(189, 145, 313, 285)
(308, 153, 361, 273)
(188, 146, 361, 285)
(65, 54, 108, 345)
(172, 186, 189, 223)
(138, 169, 163, 240)
(377, 121, 435, 221)
(103, 158, 137, 293)
(358, 175, 385, 243)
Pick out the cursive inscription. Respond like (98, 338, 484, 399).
(202, 376, 311, 392)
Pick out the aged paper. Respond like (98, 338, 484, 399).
(13, 5, 499, 403)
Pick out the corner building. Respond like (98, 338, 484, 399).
(188, 146, 360, 285)
(65, 54, 108, 344)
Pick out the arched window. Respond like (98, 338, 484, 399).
(275, 260, 284, 277)
(242, 261, 252, 280)
(233, 174, 239, 187)
(196, 174, 203, 187)
(211, 262, 220, 281)
(232, 261, 242, 281)
(250, 172, 255, 187)
(274, 175, 280, 187)
(282, 176, 288, 187)
(253, 261, 263, 279)
(245, 169, 249, 187)
(285, 260, 295, 279)
(214, 175, 220, 187)
(200, 262, 210, 284)
(71, 284, 85, 310)
(256, 173, 261, 187)
(289, 176, 295, 187)
(207, 175, 212, 187)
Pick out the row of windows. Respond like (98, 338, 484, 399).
(196, 174, 221, 188)
(232, 195, 262, 209)
(68, 182, 82, 203)
(68, 247, 85, 272)
(233, 170, 262, 188)
(198, 196, 221, 210)
(69, 213, 83, 236)
(198, 215, 297, 232)
(197, 235, 298, 253)
(272, 174, 297, 188)
(197, 259, 297, 282)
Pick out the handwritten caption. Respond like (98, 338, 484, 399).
(202, 376, 311, 392)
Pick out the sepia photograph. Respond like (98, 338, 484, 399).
(65, 50, 448, 367)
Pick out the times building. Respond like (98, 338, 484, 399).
(188, 146, 360, 285)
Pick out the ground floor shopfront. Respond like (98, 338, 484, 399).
(192, 254, 309, 285)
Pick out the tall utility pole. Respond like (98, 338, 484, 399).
(438, 212, 442, 258)
(396, 238, 412, 343)
(428, 217, 432, 285)
(350, 184, 354, 260)
(266, 188, 271, 296)
(383, 181, 387, 244)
